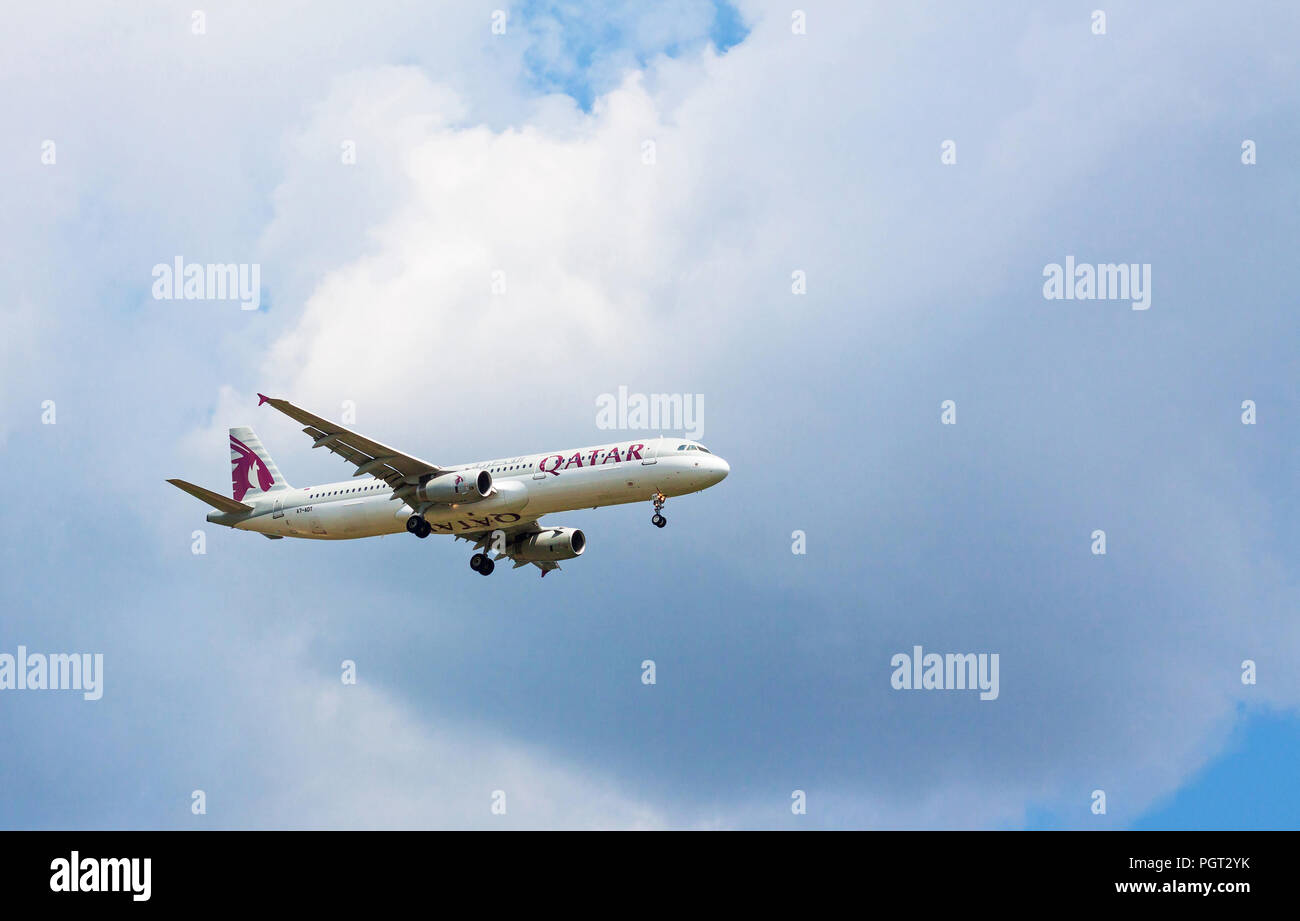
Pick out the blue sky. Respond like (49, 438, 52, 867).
(517, 0, 749, 107)
(1132, 709, 1300, 830)
(1, 1, 1297, 829)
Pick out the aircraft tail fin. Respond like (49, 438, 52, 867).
(229, 426, 291, 501)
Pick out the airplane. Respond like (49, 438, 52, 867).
(168, 394, 729, 576)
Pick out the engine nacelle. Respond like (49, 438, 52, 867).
(511, 527, 586, 562)
(416, 469, 493, 505)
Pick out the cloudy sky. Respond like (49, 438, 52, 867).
(1, 0, 1296, 829)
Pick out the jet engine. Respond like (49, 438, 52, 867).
(511, 527, 586, 561)
(416, 469, 493, 504)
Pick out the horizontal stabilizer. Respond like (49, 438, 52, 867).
(167, 478, 254, 514)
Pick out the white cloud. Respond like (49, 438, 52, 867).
(232, 3, 1300, 829)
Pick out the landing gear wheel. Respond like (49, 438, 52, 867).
(479, 557, 495, 576)
(650, 491, 667, 528)
(415, 520, 431, 538)
(406, 514, 424, 534)
(470, 552, 487, 572)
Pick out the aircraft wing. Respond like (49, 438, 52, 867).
(455, 519, 563, 576)
(256, 394, 445, 486)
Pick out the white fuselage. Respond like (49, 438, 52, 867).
(213, 435, 729, 540)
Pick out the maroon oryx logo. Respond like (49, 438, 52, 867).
(230, 435, 275, 500)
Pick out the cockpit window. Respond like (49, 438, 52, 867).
(677, 444, 688, 451)
(697, 445, 710, 453)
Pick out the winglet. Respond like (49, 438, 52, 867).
(257, 393, 271, 406)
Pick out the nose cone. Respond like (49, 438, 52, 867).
(710, 455, 730, 484)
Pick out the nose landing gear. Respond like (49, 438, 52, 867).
(650, 492, 667, 528)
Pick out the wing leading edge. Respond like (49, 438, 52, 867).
(256, 394, 444, 488)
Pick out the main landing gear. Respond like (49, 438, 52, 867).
(470, 552, 496, 576)
(406, 514, 431, 539)
(650, 491, 667, 528)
